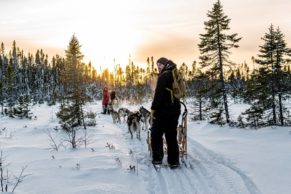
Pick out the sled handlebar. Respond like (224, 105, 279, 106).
(180, 101, 187, 118)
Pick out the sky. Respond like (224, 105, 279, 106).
(0, 0, 290, 70)
(0, 100, 290, 193)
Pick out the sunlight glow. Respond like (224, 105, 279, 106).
(62, 0, 145, 70)
(0, 0, 290, 71)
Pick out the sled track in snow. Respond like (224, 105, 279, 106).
(113, 117, 261, 194)
(187, 137, 262, 194)
(120, 125, 200, 194)
(118, 123, 180, 194)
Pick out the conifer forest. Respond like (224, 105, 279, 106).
(0, 1, 291, 129)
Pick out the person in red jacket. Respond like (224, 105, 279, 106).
(102, 86, 110, 114)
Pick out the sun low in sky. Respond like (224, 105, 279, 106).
(0, 0, 290, 70)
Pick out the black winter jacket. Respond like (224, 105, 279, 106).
(151, 63, 180, 111)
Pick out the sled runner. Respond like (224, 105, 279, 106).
(147, 101, 188, 160)
(177, 101, 188, 159)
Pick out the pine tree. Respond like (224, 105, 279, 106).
(228, 68, 245, 101)
(13, 95, 32, 119)
(243, 104, 264, 129)
(209, 108, 224, 126)
(57, 35, 87, 149)
(4, 63, 16, 117)
(244, 68, 272, 126)
(0, 43, 4, 115)
(51, 55, 65, 104)
(125, 60, 134, 87)
(198, 0, 241, 123)
(191, 70, 210, 120)
(273, 27, 291, 125)
(255, 25, 290, 125)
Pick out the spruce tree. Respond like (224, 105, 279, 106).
(273, 27, 291, 125)
(191, 71, 210, 120)
(255, 25, 290, 125)
(57, 35, 87, 149)
(4, 63, 16, 117)
(0, 46, 3, 115)
(243, 105, 264, 129)
(13, 95, 32, 119)
(228, 68, 245, 101)
(244, 68, 271, 126)
(198, 0, 241, 123)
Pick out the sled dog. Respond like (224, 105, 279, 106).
(111, 109, 121, 124)
(139, 106, 151, 131)
(127, 111, 142, 140)
(118, 107, 131, 122)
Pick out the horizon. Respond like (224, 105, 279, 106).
(1, 0, 290, 70)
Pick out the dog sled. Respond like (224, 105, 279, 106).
(147, 101, 188, 160)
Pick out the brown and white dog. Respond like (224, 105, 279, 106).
(127, 111, 142, 140)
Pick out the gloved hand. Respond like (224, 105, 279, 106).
(150, 109, 156, 120)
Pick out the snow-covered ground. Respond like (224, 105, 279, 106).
(0, 101, 290, 194)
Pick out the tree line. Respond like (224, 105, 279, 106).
(0, 0, 291, 129)
(191, 0, 291, 128)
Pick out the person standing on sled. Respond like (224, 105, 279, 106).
(102, 86, 110, 114)
(150, 57, 181, 169)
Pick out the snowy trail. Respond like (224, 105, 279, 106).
(187, 122, 262, 194)
(104, 112, 262, 194)
(186, 138, 262, 194)
(1, 103, 289, 194)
